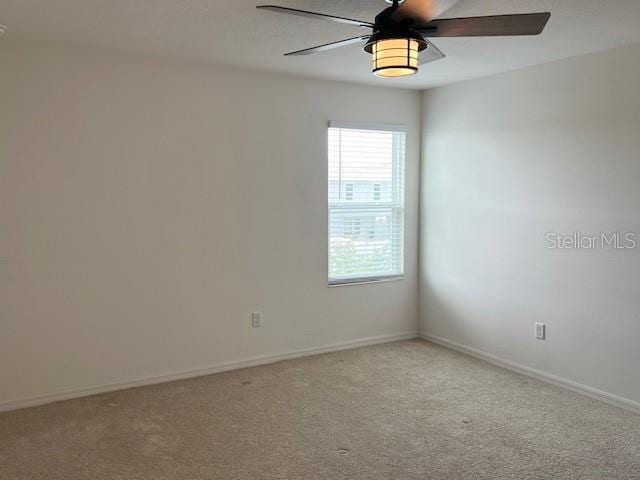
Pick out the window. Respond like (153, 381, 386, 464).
(345, 183, 354, 201)
(373, 183, 382, 201)
(328, 123, 405, 285)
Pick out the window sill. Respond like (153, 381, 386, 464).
(328, 275, 404, 288)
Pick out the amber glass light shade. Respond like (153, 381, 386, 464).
(371, 38, 420, 77)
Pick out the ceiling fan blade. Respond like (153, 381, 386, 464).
(394, 0, 437, 23)
(256, 5, 374, 28)
(284, 36, 370, 56)
(419, 40, 446, 65)
(393, 0, 459, 24)
(416, 12, 551, 37)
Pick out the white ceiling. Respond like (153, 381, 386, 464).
(2, 0, 640, 89)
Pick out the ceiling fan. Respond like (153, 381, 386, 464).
(257, 0, 551, 78)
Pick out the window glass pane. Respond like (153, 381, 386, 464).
(328, 126, 405, 284)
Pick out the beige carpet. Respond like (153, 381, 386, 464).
(1, 340, 639, 479)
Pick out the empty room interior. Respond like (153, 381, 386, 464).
(1, 0, 640, 478)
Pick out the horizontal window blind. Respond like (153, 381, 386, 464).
(328, 125, 405, 284)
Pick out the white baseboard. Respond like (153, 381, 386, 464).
(6, 331, 637, 416)
(420, 333, 640, 415)
(0, 331, 418, 413)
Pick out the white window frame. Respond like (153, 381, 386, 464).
(327, 121, 406, 286)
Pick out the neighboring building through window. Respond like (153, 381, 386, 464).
(328, 123, 405, 284)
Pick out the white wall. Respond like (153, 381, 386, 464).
(420, 43, 640, 405)
(0, 42, 421, 407)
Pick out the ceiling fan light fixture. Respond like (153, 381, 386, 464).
(257, 4, 551, 79)
(365, 35, 427, 78)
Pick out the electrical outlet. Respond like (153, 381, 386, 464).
(252, 312, 263, 328)
(535, 323, 546, 340)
